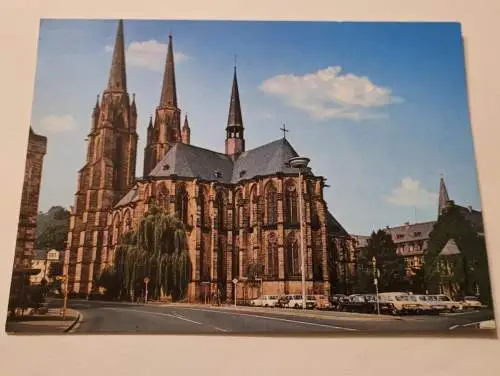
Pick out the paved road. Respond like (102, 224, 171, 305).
(49, 299, 495, 336)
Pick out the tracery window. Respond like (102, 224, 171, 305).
(285, 232, 300, 277)
(285, 182, 298, 225)
(249, 186, 257, 226)
(267, 232, 279, 278)
(215, 190, 226, 230)
(265, 183, 277, 225)
(176, 184, 189, 225)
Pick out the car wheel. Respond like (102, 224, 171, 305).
(391, 308, 398, 316)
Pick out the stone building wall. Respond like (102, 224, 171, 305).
(13, 127, 47, 270)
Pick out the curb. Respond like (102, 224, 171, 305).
(63, 311, 82, 333)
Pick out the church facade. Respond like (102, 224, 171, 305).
(63, 20, 349, 301)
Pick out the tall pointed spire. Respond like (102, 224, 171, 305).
(227, 66, 243, 127)
(159, 33, 177, 107)
(438, 174, 450, 216)
(107, 20, 127, 92)
(225, 66, 245, 156)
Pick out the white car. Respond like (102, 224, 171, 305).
(414, 295, 446, 314)
(286, 294, 315, 309)
(433, 294, 463, 312)
(459, 296, 483, 310)
(250, 295, 279, 307)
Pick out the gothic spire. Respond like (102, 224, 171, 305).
(183, 113, 190, 130)
(107, 20, 127, 92)
(227, 66, 243, 127)
(159, 33, 177, 107)
(438, 175, 450, 216)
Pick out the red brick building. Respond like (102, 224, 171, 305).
(63, 20, 349, 301)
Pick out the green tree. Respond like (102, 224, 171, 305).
(358, 229, 408, 293)
(95, 266, 122, 300)
(36, 206, 70, 250)
(114, 205, 192, 302)
(424, 203, 492, 305)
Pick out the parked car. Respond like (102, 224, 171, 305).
(312, 294, 331, 310)
(341, 294, 377, 313)
(286, 295, 315, 309)
(377, 292, 421, 315)
(433, 294, 463, 312)
(414, 294, 446, 315)
(329, 294, 348, 311)
(250, 295, 279, 307)
(455, 296, 483, 310)
(276, 295, 290, 308)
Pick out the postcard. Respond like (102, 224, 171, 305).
(5, 19, 495, 336)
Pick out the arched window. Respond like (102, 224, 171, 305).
(215, 190, 225, 230)
(198, 186, 208, 228)
(286, 232, 300, 277)
(123, 210, 132, 233)
(176, 184, 188, 225)
(285, 181, 298, 225)
(234, 191, 242, 229)
(158, 185, 169, 212)
(267, 233, 279, 278)
(265, 183, 277, 225)
(249, 185, 257, 226)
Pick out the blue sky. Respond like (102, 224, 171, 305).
(29, 19, 481, 235)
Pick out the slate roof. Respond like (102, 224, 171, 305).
(327, 211, 349, 237)
(439, 238, 461, 256)
(384, 221, 436, 244)
(115, 183, 140, 207)
(147, 137, 302, 184)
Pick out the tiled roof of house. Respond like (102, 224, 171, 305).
(384, 221, 436, 244)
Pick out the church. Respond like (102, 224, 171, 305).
(63, 20, 350, 302)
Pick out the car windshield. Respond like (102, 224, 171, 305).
(307, 295, 315, 300)
(438, 296, 450, 301)
(270, 296, 278, 299)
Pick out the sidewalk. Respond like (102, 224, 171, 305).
(5, 308, 81, 334)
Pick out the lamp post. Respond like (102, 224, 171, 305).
(372, 256, 380, 315)
(288, 156, 310, 310)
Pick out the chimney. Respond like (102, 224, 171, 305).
(468, 205, 473, 213)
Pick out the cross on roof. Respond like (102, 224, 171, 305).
(280, 123, 289, 139)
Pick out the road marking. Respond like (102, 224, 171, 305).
(171, 307, 358, 331)
(102, 307, 232, 332)
(106, 308, 205, 325)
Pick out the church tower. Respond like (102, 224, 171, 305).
(64, 20, 138, 294)
(438, 175, 450, 216)
(143, 34, 182, 177)
(225, 66, 245, 157)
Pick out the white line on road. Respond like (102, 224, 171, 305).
(102, 307, 231, 332)
(172, 307, 358, 331)
(103, 307, 205, 325)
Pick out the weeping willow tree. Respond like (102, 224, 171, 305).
(114, 205, 192, 302)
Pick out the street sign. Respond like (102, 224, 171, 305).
(144, 277, 150, 284)
(232, 278, 238, 284)
(374, 278, 378, 286)
(376, 269, 380, 278)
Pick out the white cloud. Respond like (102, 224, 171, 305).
(383, 177, 438, 207)
(105, 40, 190, 71)
(40, 114, 77, 133)
(260, 66, 403, 121)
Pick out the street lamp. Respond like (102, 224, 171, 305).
(288, 156, 310, 310)
(372, 256, 380, 315)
